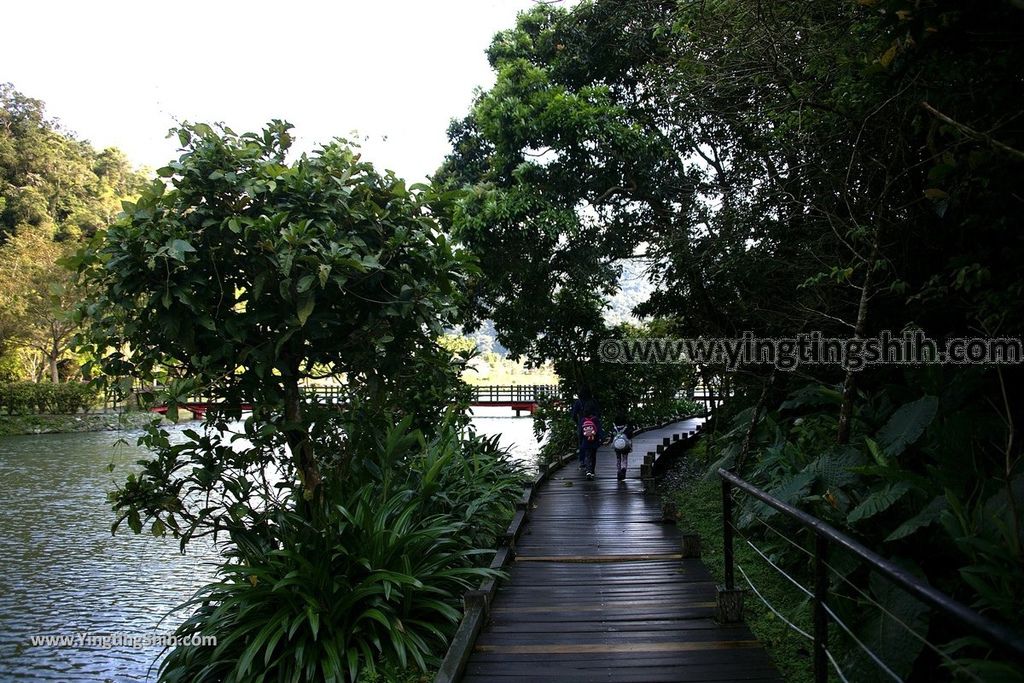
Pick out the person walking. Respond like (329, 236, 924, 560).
(579, 410, 602, 480)
(570, 390, 586, 470)
(610, 413, 635, 481)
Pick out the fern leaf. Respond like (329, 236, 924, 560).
(877, 396, 938, 458)
(884, 496, 947, 542)
(848, 481, 913, 524)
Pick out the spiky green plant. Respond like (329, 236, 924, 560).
(158, 419, 522, 683)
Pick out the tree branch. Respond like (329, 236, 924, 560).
(922, 101, 1024, 162)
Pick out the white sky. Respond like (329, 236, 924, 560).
(2, 0, 540, 181)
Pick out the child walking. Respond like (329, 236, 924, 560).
(610, 414, 634, 481)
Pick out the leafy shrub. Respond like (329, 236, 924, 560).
(0, 382, 41, 415)
(157, 418, 523, 683)
(531, 396, 576, 465)
(32, 383, 56, 413)
(412, 426, 526, 549)
(0, 381, 97, 414)
(50, 383, 97, 413)
(703, 376, 1024, 680)
(161, 491, 492, 683)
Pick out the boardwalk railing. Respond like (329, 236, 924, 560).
(434, 448, 572, 682)
(718, 468, 1024, 682)
(141, 384, 726, 409)
(141, 384, 732, 421)
(468, 384, 560, 404)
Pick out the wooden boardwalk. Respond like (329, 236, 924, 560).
(461, 419, 781, 682)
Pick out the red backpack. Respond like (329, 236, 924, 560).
(582, 416, 597, 442)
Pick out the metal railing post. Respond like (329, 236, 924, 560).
(717, 466, 1024, 669)
(722, 477, 735, 591)
(814, 533, 829, 683)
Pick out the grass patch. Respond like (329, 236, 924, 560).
(664, 472, 816, 683)
(357, 663, 433, 683)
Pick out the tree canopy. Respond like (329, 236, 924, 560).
(77, 120, 474, 499)
(438, 0, 1024, 677)
(0, 83, 147, 381)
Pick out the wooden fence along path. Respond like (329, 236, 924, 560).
(438, 418, 781, 683)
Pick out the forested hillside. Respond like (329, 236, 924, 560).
(0, 83, 147, 382)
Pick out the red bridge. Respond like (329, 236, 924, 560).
(149, 402, 253, 420)
(147, 385, 562, 420)
(468, 384, 561, 416)
(145, 386, 724, 420)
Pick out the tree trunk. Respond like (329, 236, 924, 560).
(282, 370, 322, 499)
(836, 237, 880, 445)
(48, 329, 61, 383)
(735, 371, 775, 473)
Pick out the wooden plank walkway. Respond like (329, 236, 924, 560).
(461, 419, 781, 682)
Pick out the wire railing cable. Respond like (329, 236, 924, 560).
(821, 557, 985, 683)
(822, 602, 903, 682)
(744, 504, 986, 681)
(736, 562, 813, 640)
(730, 521, 813, 598)
(719, 468, 1024, 664)
(827, 648, 852, 683)
(735, 555, 852, 682)
(747, 510, 816, 561)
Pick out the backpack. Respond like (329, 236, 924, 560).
(582, 416, 597, 442)
(612, 425, 631, 452)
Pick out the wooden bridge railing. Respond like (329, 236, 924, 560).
(718, 468, 1024, 682)
(465, 385, 731, 407)
(468, 384, 560, 404)
(141, 384, 731, 415)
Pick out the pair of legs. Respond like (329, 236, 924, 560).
(615, 449, 630, 480)
(581, 445, 598, 476)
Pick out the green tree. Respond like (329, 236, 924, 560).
(0, 223, 81, 382)
(0, 83, 146, 241)
(76, 119, 473, 506)
(443, 0, 1024, 676)
(75, 121, 520, 683)
(0, 83, 147, 379)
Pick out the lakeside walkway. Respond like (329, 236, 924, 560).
(460, 419, 781, 682)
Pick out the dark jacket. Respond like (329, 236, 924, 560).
(570, 398, 585, 426)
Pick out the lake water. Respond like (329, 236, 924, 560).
(0, 408, 540, 682)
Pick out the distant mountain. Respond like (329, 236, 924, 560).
(605, 258, 654, 326)
(469, 319, 508, 356)
(453, 260, 655, 356)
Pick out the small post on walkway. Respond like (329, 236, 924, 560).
(723, 477, 734, 590)
(680, 531, 701, 558)
(642, 453, 655, 491)
(717, 475, 744, 622)
(661, 499, 678, 523)
(813, 534, 829, 683)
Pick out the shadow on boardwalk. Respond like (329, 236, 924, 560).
(461, 419, 782, 682)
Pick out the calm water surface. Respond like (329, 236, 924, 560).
(0, 408, 539, 682)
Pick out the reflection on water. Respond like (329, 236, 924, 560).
(0, 425, 219, 682)
(0, 408, 538, 681)
(467, 405, 545, 471)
